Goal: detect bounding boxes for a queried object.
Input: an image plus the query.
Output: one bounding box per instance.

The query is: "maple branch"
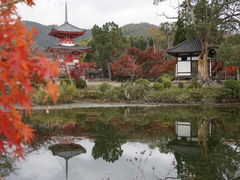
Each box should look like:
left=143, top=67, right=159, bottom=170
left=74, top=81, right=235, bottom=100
left=0, top=0, right=24, bottom=8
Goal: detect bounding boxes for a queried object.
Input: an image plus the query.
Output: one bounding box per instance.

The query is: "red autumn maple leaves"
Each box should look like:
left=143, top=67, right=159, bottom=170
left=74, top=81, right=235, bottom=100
left=111, top=47, right=176, bottom=80
left=70, top=62, right=96, bottom=80
left=111, top=54, right=141, bottom=78
left=0, top=0, right=58, bottom=155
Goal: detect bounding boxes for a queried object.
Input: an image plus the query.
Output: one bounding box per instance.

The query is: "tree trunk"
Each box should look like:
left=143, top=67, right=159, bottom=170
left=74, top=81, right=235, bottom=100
left=146, top=38, right=150, bottom=48
left=198, top=43, right=209, bottom=82
left=153, top=39, right=156, bottom=52
left=237, top=66, right=240, bottom=81
left=130, top=72, right=134, bottom=84
left=167, top=34, right=171, bottom=48
left=107, top=60, right=112, bottom=80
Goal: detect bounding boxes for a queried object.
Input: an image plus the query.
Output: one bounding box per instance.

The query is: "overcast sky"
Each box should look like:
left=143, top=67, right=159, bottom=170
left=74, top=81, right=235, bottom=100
left=17, top=0, right=178, bottom=29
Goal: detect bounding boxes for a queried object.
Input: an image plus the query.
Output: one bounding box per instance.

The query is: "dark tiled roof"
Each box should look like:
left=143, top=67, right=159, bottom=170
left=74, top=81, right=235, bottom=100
left=49, top=45, right=91, bottom=50
left=53, top=22, right=85, bottom=33
left=166, top=39, right=202, bottom=56
left=46, top=45, right=91, bottom=53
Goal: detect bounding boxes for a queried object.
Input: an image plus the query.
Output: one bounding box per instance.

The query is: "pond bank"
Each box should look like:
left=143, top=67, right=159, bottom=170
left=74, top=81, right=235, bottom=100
left=30, top=101, right=239, bottom=110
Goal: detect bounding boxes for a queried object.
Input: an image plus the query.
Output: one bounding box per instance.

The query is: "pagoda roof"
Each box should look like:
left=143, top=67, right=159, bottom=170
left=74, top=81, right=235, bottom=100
left=46, top=45, right=91, bottom=53
left=48, top=22, right=86, bottom=38
left=166, top=39, right=202, bottom=56
left=53, top=22, right=86, bottom=33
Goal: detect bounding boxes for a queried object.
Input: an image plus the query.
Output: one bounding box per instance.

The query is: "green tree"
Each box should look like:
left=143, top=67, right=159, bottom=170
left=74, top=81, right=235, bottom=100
left=155, top=0, right=240, bottom=82
left=91, top=22, right=127, bottom=79
left=217, top=34, right=240, bottom=81
left=127, top=35, right=148, bottom=50
left=159, top=22, right=176, bottom=48
left=76, top=38, right=92, bottom=47
left=87, top=121, right=126, bottom=163
left=173, top=17, right=187, bottom=46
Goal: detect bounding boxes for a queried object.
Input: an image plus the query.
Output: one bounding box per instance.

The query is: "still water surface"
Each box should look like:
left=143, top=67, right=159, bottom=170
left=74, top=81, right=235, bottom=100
left=1, top=106, right=240, bottom=180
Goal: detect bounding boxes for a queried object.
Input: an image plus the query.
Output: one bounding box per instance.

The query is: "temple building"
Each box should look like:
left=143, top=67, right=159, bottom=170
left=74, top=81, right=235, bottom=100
left=46, top=2, right=91, bottom=72
left=166, top=39, right=215, bottom=79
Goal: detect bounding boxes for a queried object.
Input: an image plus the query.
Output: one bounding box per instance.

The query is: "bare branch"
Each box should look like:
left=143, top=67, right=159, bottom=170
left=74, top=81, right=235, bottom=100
left=153, top=0, right=167, bottom=5
left=156, top=12, right=178, bottom=19
left=185, top=0, right=196, bottom=25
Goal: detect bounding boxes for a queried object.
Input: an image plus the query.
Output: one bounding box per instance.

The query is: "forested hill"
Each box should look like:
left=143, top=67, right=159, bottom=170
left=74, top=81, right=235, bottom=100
left=22, top=21, right=157, bottom=50
left=122, top=23, right=157, bottom=36
left=22, top=21, right=92, bottom=50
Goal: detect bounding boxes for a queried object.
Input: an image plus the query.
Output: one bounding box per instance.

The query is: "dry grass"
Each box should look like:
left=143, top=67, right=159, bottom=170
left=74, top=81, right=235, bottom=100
left=86, top=81, right=122, bottom=90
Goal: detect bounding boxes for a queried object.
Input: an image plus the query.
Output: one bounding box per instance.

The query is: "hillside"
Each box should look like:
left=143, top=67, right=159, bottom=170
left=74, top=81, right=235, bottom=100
left=122, top=23, right=157, bottom=36
left=22, top=21, right=92, bottom=51
left=22, top=21, right=157, bottom=50
left=22, top=21, right=57, bottom=50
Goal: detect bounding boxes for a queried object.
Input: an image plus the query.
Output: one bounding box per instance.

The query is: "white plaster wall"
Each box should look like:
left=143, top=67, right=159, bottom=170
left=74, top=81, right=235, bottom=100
left=192, top=56, right=199, bottom=61
left=177, top=122, right=191, bottom=137
left=178, top=61, right=191, bottom=73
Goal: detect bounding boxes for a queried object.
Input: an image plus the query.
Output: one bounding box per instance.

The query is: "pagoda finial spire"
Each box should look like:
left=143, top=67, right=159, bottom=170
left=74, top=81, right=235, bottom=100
left=65, top=1, right=68, bottom=23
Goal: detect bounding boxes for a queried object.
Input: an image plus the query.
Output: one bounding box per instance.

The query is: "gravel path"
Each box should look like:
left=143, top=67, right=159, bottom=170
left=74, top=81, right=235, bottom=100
left=30, top=102, right=203, bottom=110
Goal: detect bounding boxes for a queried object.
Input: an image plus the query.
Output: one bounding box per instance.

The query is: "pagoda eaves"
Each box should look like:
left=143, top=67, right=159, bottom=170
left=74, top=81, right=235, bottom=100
left=46, top=2, right=91, bottom=72
left=46, top=45, right=91, bottom=54
left=49, top=23, right=86, bottom=40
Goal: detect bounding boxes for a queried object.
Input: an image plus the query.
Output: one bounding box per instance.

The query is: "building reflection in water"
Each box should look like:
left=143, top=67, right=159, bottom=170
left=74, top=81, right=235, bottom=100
left=167, top=119, right=240, bottom=180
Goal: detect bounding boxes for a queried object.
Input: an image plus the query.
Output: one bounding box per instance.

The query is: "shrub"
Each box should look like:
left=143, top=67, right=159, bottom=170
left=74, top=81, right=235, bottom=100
left=134, top=78, right=150, bottom=88
left=223, top=79, right=240, bottom=97
left=216, top=80, right=240, bottom=101
left=153, top=82, right=164, bottom=91
left=188, top=78, right=202, bottom=89
left=58, top=72, right=68, bottom=79
left=147, top=88, right=187, bottom=103
left=178, top=82, right=184, bottom=88
left=156, top=74, right=174, bottom=83
left=163, top=80, right=172, bottom=88
left=123, top=84, right=146, bottom=101
left=121, top=82, right=132, bottom=88
left=58, top=82, right=78, bottom=104
left=77, top=90, right=103, bottom=100
left=32, top=88, right=48, bottom=105
left=33, top=82, right=79, bottom=105
left=75, top=79, right=87, bottom=89
left=188, top=90, right=204, bottom=103
left=99, top=82, right=112, bottom=92
left=156, top=76, right=163, bottom=83
left=61, top=78, right=73, bottom=85
left=105, top=87, right=124, bottom=101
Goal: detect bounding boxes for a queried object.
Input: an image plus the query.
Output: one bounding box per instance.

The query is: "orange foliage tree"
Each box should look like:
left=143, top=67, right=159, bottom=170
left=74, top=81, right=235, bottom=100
left=0, top=0, right=58, bottom=155
left=112, top=47, right=175, bottom=80
left=70, top=62, right=96, bottom=80
left=111, top=54, right=142, bottom=81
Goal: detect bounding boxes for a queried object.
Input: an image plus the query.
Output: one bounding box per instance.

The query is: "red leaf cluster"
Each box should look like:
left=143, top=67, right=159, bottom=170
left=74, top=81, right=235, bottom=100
left=0, top=0, right=59, bottom=155
left=222, top=65, right=237, bottom=76
left=111, top=54, right=142, bottom=77
left=70, top=62, right=96, bottom=80
left=111, top=47, right=175, bottom=79
left=211, top=61, right=237, bottom=76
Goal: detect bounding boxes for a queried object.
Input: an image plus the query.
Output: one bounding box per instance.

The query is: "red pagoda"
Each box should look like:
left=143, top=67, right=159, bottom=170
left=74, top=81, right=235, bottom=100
left=46, top=2, right=91, bottom=73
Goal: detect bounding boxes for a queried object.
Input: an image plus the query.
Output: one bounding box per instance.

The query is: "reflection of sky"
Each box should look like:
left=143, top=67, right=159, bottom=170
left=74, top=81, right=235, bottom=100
left=6, top=138, right=178, bottom=180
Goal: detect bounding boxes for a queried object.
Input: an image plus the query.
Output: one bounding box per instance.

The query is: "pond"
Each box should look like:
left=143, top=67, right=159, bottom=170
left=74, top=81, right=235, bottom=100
left=1, top=105, right=240, bottom=180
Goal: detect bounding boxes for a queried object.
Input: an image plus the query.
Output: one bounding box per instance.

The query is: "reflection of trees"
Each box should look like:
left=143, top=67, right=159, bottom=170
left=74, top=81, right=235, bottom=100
left=174, top=143, right=240, bottom=180
left=0, top=155, right=15, bottom=177
left=170, top=118, right=240, bottom=180
left=156, top=136, right=174, bottom=154
left=87, top=121, right=126, bottom=163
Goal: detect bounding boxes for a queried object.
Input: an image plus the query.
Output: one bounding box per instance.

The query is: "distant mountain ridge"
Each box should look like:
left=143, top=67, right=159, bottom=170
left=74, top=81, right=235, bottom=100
left=22, top=21, right=157, bottom=50
left=121, top=23, right=157, bottom=36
